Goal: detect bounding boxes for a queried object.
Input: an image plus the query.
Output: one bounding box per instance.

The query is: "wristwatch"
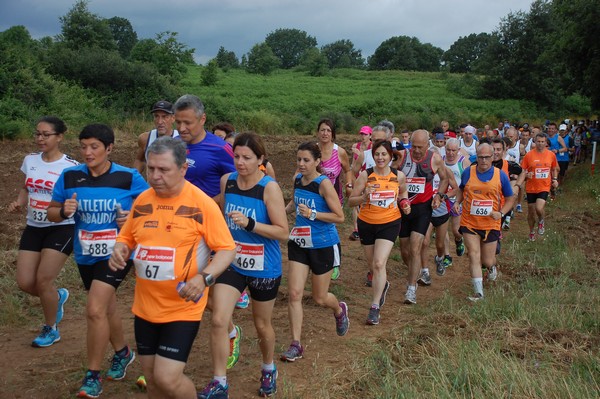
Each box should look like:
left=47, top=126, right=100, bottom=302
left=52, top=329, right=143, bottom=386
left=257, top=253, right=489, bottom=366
left=437, top=192, right=448, bottom=200
left=200, top=272, right=215, bottom=287
left=309, top=209, right=317, bottom=221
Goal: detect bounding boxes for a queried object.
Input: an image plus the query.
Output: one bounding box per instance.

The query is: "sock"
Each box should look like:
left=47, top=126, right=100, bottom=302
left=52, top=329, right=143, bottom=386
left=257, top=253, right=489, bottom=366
left=422, top=267, right=429, bottom=274
left=262, top=362, right=275, bottom=372
left=51, top=323, right=57, bottom=330
left=539, top=218, right=544, bottom=224
left=88, top=370, right=101, bottom=379
left=407, top=284, right=417, bottom=292
left=472, top=277, right=483, bottom=296
left=435, top=255, right=443, bottom=262
left=229, top=327, right=237, bottom=339
left=371, top=303, right=380, bottom=309
left=505, top=215, right=511, bottom=222
left=214, top=376, right=227, bottom=386
left=116, top=345, right=129, bottom=357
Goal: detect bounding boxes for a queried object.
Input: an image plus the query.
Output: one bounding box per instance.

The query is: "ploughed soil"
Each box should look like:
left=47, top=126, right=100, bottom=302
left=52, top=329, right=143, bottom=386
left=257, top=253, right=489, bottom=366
left=0, top=132, right=597, bottom=398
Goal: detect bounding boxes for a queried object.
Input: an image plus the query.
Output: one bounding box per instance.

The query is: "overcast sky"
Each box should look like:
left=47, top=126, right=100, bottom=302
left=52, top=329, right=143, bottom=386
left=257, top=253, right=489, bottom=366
left=1, top=0, right=532, bottom=65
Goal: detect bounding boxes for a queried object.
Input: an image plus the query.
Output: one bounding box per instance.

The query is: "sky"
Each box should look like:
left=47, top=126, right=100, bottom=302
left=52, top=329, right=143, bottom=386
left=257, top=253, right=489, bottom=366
left=1, top=0, right=532, bottom=65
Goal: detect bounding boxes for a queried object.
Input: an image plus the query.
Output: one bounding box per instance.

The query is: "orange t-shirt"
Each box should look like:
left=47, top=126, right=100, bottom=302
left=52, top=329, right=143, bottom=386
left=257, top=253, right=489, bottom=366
left=358, top=168, right=401, bottom=225
left=521, top=149, right=557, bottom=193
left=117, top=181, right=235, bottom=323
left=461, top=166, right=503, bottom=231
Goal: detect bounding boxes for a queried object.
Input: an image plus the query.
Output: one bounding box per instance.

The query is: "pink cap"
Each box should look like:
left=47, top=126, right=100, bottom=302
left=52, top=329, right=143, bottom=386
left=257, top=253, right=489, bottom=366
left=359, top=125, right=372, bottom=135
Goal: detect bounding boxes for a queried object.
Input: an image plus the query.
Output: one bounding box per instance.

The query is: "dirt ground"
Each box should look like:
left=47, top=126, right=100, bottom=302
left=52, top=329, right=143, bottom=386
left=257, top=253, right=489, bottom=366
left=0, top=132, right=596, bottom=398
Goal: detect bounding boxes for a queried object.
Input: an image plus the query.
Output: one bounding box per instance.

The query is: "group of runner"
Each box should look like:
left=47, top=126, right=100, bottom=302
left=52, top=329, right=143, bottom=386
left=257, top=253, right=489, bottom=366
left=10, top=107, right=587, bottom=398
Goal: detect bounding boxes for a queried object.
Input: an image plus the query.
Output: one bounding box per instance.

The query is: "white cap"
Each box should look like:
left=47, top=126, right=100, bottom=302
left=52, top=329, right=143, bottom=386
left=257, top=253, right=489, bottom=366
left=559, top=124, right=567, bottom=131
left=464, top=125, right=476, bottom=134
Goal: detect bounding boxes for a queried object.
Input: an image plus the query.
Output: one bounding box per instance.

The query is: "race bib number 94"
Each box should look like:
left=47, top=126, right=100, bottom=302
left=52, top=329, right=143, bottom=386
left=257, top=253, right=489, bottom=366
left=79, top=229, right=117, bottom=257
left=234, top=242, right=265, bottom=271
left=470, top=200, right=493, bottom=216
left=369, top=190, right=396, bottom=208
left=134, top=246, right=176, bottom=281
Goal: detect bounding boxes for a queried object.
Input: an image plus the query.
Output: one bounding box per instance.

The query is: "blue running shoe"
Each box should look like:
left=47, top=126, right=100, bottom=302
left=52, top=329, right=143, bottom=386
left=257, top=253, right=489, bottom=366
left=32, top=325, right=60, bottom=348
left=235, top=291, right=250, bottom=309
left=105, top=347, right=135, bottom=380
left=77, top=371, right=103, bottom=398
left=56, top=288, right=69, bottom=324
left=258, top=366, right=277, bottom=397
left=335, top=302, right=349, bottom=336
left=280, top=341, right=303, bottom=362
left=198, top=379, right=229, bottom=399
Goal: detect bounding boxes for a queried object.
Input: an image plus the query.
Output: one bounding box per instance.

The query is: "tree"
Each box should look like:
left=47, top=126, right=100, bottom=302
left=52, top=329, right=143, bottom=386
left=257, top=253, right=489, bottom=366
left=215, top=46, right=239, bottom=71
left=300, top=47, right=328, bottom=76
left=368, top=36, right=442, bottom=71
left=442, top=33, right=491, bottom=73
left=321, top=39, right=364, bottom=68
left=265, top=28, right=317, bottom=69
left=107, top=16, right=137, bottom=58
left=201, top=59, right=219, bottom=86
left=246, top=43, right=279, bottom=75
left=58, top=0, right=116, bottom=51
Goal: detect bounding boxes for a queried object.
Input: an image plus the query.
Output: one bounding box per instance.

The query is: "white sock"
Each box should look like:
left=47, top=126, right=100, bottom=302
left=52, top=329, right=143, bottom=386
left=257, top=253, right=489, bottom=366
left=262, top=362, right=275, bottom=372
left=407, top=284, right=417, bottom=292
left=472, top=277, right=483, bottom=296
left=229, top=326, right=237, bottom=339
left=214, top=376, right=227, bottom=386
left=422, top=268, right=429, bottom=274
left=435, top=255, right=443, bottom=262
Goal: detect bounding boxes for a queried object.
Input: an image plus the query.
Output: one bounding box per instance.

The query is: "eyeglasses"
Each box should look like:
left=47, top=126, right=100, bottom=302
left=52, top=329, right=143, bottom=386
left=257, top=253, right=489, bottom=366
left=477, top=156, right=492, bottom=161
left=33, top=132, right=59, bottom=140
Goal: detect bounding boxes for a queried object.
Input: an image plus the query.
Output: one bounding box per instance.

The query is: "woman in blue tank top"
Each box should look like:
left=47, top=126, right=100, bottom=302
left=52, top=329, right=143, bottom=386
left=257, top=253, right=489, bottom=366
left=280, top=142, right=349, bottom=363
left=199, top=132, right=288, bottom=399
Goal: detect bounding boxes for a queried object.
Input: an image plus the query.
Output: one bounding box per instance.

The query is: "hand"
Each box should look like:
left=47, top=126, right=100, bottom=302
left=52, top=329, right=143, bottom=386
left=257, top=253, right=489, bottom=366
left=8, top=201, right=23, bottom=213
left=552, top=180, right=559, bottom=188
left=491, top=211, right=502, bottom=220
left=115, top=210, right=130, bottom=229
left=452, top=201, right=461, bottom=215
left=178, top=275, right=205, bottom=302
left=62, top=193, right=78, bottom=218
left=228, top=211, right=249, bottom=228
left=296, top=204, right=311, bottom=218
left=432, top=195, right=441, bottom=209
left=363, top=184, right=375, bottom=202
left=108, top=243, right=129, bottom=271
left=400, top=199, right=411, bottom=215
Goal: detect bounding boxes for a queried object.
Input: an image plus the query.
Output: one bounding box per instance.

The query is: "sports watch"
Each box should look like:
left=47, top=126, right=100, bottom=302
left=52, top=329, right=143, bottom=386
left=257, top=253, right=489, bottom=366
left=200, top=272, right=215, bottom=287
left=309, top=209, right=317, bottom=221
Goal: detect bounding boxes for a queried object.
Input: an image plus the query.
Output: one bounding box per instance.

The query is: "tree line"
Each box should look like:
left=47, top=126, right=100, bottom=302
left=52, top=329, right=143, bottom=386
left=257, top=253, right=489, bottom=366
left=0, top=0, right=597, bottom=138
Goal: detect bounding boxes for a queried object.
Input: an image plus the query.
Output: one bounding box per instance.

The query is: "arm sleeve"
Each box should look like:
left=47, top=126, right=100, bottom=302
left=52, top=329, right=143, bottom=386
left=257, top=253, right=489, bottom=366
left=499, top=171, right=514, bottom=197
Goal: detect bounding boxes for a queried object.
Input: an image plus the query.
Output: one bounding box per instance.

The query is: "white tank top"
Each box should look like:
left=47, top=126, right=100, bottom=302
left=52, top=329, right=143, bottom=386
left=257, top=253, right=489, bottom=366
left=506, top=141, right=520, bottom=163
left=145, top=129, right=180, bottom=160
left=459, top=138, right=477, bottom=157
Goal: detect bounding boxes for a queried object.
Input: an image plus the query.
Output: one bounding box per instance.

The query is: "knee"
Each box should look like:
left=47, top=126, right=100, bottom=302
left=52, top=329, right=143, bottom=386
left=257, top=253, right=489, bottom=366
left=17, top=279, right=36, bottom=295
left=86, top=301, right=107, bottom=322
left=312, top=292, right=328, bottom=307
left=210, top=311, right=231, bottom=330
left=288, top=287, right=304, bottom=303
left=152, top=371, right=180, bottom=397
left=372, top=259, right=386, bottom=271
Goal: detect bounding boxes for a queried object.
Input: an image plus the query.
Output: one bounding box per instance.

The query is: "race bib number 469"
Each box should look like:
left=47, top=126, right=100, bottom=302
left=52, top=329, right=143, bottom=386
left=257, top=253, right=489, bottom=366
left=234, top=242, right=265, bottom=271
left=79, top=229, right=117, bottom=257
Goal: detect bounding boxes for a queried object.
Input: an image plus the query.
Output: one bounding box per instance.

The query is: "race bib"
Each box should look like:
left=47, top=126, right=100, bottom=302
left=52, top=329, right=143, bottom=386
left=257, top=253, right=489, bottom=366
left=134, top=246, right=176, bottom=281
left=470, top=200, right=493, bottom=216
left=406, top=177, right=426, bottom=194
left=289, top=226, right=313, bottom=248
left=79, top=229, right=117, bottom=257
left=535, top=167, right=550, bottom=179
left=234, top=242, right=265, bottom=271
left=369, top=190, right=396, bottom=208
left=28, top=198, right=49, bottom=222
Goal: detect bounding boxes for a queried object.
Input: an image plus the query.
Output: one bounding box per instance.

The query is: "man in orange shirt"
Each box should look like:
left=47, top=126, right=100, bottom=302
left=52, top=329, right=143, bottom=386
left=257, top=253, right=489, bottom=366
left=109, top=136, right=236, bottom=398
left=453, top=144, right=514, bottom=301
left=520, top=133, right=559, bottom=241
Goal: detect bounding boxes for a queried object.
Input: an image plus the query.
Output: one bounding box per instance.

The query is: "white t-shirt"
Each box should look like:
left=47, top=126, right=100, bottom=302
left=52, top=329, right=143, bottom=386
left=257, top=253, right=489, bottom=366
left=21, top=153, right=79, bottom=227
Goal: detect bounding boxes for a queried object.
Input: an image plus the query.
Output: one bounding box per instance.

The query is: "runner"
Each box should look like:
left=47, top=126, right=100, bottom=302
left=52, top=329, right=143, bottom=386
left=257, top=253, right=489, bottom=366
left=349, top=125, right=372, bottom=241
left=133, top=100, right=179, bottom=175
left=545, top=123, right=567, bottom=200
left=47, top=124, right=149, bottom=398
left=521, top=133, right=559, bottom=241
left=281, top=141, right=349, bottom=362
left=459, top=125, right=478, bottom=163
left=398, top=130, right=449, bottom=304
left=198, top=132, right=288, bottom=399
left=212, top=122, right=236, bottom=140
left=9, top=116, right=78, bottom=347
left=348, top=140, right=410, bottom=325
left=452, top=143, right=515, bottom=301
left=556, top=124, right=572, bottom=185
left=109, top=136, right=235, bottom=398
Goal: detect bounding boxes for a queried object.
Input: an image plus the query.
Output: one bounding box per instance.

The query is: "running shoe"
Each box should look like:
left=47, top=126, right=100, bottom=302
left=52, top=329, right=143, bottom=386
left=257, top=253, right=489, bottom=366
left=529, top=232, right=536, bottom=242
left=227, top=325, right=242, bottom=369
left=502, top=218, right=511, bottom=230
left=198, top=379, right=229, bottom=399
left=366, top=305, right=380, bottom=325
left=335, top=302, right=349, bottom=336
left=56, top=288, right=69, bottom=324
left=365, top=271, right=373, bottom=287
left=136, top=375, right=146, bottom=390
left=404, top=288, right=417, bottom=305
left=468, top=293, right=484, bottom=302
left=455, top=238, right=465, bottom=257
left=349, top=231, right=360, bottom=241
left=443, top=255, right=453, bottom=268
left=77, top=371, right=103, bottom=398
left=487, top=265, right=498, bottom=282
left=235, top=291, right=250, bottom=309
left=331, top=266, right=340, bottom=280
left=379, top=281, right=390, bottom=308
left=435, top=256, right=446, bottom=276
left=516, top=203, right=522, bottom=213
left=31, top=325, right=60, bottom=348
left=105, top=347, right=135, bottom=380
left=417, top=269, right=432, bottom=286
left=280, top=341, right=304, bottom=362
left=258, top=366, right=278, bottom=397
left=538, top=220, right=545, bottom=235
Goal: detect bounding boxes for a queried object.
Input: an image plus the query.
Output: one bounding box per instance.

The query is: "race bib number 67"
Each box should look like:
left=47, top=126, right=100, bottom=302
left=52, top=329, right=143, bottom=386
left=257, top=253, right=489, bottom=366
left=134, top=246, right=176, bottom=281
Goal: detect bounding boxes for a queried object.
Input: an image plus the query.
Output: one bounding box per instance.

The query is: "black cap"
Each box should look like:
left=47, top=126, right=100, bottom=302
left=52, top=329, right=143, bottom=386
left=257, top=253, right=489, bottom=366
left=150, top=100, right=173, bottom=114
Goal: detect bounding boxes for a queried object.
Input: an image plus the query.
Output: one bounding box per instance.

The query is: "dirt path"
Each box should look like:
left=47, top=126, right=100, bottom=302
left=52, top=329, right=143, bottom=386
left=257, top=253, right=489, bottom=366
left=0, top=133, right=581, bottom=398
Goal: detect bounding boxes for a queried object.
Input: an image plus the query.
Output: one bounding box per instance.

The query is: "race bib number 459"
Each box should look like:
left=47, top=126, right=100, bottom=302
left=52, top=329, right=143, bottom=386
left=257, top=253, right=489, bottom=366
left=289, top=226, right=313, bottom=248
left=79, top=229, right=117, bottom=257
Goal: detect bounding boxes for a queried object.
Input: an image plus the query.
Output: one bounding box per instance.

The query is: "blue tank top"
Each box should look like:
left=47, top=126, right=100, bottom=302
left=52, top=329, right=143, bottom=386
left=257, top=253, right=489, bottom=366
left=52, top=162, right=149, bottom=265
left=224, top=172, right=282, bottom=278
left=556, top=135, right=570, bottom=162
left=291, top=174, right=340, bottom=249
